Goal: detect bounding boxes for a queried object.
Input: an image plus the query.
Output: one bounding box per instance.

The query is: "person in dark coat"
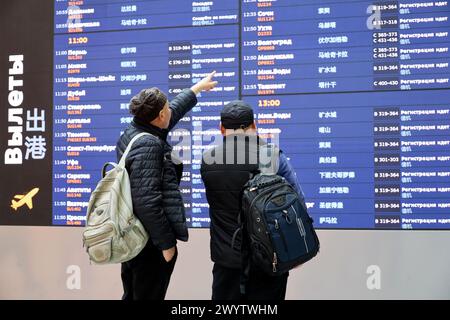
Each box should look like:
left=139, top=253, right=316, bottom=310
left=116, top=71, right=217, bottom=300
left=201, top=100, right=305, bottom=300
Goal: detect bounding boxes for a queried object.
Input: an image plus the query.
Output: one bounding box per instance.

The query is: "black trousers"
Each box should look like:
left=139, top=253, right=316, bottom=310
left=121, top=244, right=177, bottom=300
left=212, top=263, right=289, bottom=300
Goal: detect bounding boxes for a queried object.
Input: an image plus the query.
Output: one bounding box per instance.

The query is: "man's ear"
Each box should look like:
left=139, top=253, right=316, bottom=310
left=251, top=121, right=257, bottom=129
left=220, top=123, right=226, bottom=136
left=150, top=109, right=164, bottom=127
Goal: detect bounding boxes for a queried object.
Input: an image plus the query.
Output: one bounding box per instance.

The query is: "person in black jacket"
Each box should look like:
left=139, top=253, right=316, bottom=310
left=116, top=71, right=217, bottom=300
left=201, top=100, right=306, bottom=300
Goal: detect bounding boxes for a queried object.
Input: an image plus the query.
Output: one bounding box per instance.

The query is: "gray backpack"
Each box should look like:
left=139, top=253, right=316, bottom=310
left=82, top=132, right=150, bottom=264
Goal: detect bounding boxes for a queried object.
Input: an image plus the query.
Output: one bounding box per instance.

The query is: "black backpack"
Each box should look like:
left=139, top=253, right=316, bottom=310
left=238, top=145, right=320, bottom=277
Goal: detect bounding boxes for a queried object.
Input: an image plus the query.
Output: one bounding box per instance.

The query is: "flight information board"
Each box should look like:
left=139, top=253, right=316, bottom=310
left=53, top=0, right=450, bottom=229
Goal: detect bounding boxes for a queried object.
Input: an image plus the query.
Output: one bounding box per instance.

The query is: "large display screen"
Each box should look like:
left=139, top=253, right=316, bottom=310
left=51, top=0, right=450, bottom=229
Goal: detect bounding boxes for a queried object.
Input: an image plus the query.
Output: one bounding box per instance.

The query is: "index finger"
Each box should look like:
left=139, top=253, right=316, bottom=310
left=208, top=70, right=217, bottom=79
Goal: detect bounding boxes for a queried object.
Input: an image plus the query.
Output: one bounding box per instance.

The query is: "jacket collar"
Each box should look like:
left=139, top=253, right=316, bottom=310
left=223, top=133, right=263, bottom=144
left=131, top=116, right=168, bottom=141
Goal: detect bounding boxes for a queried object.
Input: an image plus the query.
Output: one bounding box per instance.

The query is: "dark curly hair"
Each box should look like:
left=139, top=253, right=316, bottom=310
left=129, top=87, right=168, bottom=122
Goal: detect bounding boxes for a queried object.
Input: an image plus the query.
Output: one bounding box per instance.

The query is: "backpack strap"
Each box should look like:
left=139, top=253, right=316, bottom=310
left=240, top=242, right=250, bottom=298
left=239, top=200, right=250, bottom=297
left=258, top=143, right=280, bottom=175
left=102, top=162, right=117, bottom=178
left=231, top=227, right=241, bottom=250
left=118, top=132, right=152, bottom=168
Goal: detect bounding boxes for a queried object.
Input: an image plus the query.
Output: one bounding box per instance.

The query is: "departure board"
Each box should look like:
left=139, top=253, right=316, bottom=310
left=53, top=0, right=450, bottom=229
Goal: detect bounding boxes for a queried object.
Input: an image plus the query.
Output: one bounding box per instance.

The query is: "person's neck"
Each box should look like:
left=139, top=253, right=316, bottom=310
left=223, top=129, right=256, bottom=136
left=150, top=119, right=165, bottom=129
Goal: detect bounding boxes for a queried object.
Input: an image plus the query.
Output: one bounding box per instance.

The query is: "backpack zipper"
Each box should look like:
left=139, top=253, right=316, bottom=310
left=272, top=252, right=278, bottom=273
left=274, top=218, right=288, bottom=253
left=275, top=218, right=288, bottom=251
left=291, top=205, right=309, bottom=253
left=249, top=176, right=283, bottom=192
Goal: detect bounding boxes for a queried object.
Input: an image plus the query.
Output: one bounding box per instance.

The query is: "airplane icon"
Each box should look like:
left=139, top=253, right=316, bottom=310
left=11, top=188, right=39, bottom=211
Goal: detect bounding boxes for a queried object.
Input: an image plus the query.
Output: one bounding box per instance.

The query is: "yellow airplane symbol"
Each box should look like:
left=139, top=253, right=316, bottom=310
left=11, top=188, right=39, bottom=211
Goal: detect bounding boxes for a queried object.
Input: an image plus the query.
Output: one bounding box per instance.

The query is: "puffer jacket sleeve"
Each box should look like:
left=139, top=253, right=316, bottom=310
left=167, top=89, right=198, bottom=131
left=277, top=151, right=306, bottom=204
left=128, top=137, right=176, bottom=250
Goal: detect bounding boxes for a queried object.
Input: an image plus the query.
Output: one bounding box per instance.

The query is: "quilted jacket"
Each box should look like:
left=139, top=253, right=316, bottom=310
left=116, top=89, right=197, bottom=250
